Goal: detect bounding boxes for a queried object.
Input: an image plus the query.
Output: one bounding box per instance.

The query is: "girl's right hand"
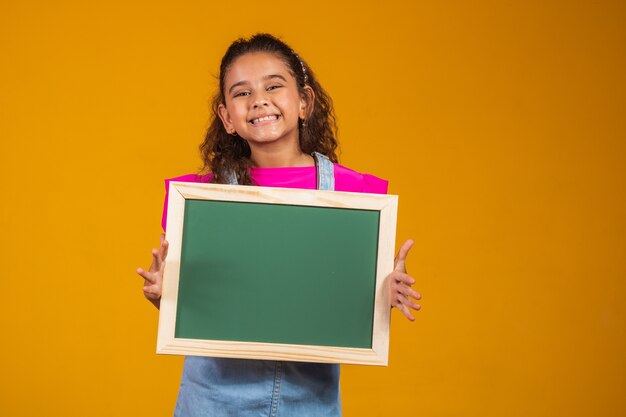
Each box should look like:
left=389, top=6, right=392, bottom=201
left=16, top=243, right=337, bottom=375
left=136, top=233, right=169, bottom=310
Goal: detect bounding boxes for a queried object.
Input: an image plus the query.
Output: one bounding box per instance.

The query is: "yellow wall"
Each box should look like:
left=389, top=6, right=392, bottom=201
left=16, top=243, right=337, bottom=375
left=1, top=1, right=625, bottom=416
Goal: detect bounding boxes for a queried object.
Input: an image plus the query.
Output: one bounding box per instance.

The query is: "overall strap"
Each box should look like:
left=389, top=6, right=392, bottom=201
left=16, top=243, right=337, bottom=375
left=313, top=152, right=335, bottom=191
left=225, top=170, right=238, bottom=185
left=223, top=153, right=335, bottom=191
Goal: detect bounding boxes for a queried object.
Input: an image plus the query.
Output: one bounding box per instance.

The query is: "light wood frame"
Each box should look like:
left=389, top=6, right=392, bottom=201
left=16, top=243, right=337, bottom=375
left=157, top=182, right=398, bottom=366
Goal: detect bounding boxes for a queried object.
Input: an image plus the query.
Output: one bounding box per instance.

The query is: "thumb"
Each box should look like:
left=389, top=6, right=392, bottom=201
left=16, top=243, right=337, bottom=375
left=394, top=239, right=414, bottom=271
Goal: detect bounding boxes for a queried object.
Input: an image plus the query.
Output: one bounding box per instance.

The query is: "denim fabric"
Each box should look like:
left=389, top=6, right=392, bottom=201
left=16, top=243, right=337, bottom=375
left=312, top=152, right=334, bottom=191
left=173, top=357, right=341, bottom=417
left=173, top=155, right=340, bottom=417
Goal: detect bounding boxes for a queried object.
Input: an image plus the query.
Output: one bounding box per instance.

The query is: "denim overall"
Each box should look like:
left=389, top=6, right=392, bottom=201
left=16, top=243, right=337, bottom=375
left=173, top=153, right=341, bottom=417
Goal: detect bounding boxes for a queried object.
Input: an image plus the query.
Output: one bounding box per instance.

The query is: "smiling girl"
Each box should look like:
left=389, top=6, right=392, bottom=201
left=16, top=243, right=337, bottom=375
left=136, top=33, right=421, bottom=417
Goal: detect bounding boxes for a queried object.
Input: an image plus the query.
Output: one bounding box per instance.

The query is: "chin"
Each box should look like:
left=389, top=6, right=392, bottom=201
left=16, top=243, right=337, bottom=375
left=248, top=138, right=283, bottom=146
left=245, top=132, right=288, bottom=144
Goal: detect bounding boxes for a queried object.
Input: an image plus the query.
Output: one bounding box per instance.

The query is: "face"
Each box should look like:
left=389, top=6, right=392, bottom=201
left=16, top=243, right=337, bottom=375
left=218, top=52, right=309, bottom=148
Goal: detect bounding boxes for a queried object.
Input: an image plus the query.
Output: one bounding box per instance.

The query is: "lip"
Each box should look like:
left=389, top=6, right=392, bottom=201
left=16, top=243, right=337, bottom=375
left=249, top=114, right=281, bottom=126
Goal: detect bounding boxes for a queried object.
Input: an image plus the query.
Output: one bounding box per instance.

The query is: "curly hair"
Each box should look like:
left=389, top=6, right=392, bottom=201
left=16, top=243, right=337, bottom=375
left=198, top=33, right=339, bottom=185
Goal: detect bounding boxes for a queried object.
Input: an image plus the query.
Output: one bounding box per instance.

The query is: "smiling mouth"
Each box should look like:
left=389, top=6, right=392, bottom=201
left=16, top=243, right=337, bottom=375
left=249, top=114, right=280, bottom=125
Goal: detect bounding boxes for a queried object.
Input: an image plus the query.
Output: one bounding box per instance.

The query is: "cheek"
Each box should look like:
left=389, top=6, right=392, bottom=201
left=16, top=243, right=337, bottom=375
left=279, top=94, right=302, bottom=115
left=228, top=102, right=248, bottom=120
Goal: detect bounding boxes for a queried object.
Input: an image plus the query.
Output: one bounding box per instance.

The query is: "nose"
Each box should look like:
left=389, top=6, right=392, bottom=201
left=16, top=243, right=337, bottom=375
left=251, top=90, right=270, bottom=108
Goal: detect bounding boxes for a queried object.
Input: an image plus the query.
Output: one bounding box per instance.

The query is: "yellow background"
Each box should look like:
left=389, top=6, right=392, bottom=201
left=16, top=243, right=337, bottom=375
left=1, top=1, right=625, bottom=416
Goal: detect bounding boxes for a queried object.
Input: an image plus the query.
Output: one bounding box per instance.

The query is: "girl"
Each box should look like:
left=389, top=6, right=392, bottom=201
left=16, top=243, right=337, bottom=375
left=136, top=33, right=421, bottom=417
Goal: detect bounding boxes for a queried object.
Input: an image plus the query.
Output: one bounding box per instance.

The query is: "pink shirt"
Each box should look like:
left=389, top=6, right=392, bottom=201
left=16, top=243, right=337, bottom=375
left=161, top=163, right=388, bottom=231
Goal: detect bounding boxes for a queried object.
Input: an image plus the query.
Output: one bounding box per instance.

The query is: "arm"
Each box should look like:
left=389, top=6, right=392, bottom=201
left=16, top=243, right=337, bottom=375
left=136, top=233, right=169, bottom=310
left=388, top=239, right=422, bottom=321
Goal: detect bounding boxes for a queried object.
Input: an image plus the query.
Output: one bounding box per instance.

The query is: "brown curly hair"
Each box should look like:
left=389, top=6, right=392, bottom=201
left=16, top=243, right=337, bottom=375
left=198, top=33, right=339, bottom=185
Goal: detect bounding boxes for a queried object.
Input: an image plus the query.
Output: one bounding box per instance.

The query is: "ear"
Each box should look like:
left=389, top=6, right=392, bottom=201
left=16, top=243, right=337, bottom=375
left=299, top=86, right=315, bottom=120
left=217, top=103, right=235, bottom=134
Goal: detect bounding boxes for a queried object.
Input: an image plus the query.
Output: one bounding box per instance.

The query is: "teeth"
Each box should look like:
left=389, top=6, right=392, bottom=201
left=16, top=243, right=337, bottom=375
left=251, top=115, right=278, bottom=124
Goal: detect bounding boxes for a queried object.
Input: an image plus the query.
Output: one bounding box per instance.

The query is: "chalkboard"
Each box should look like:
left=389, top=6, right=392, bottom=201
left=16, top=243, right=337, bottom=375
left=157, top=182, right=398, bottom=366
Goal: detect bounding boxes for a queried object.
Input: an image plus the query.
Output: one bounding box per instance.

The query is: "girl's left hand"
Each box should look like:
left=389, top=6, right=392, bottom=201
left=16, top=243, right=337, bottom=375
left=389, top=239, right=422, bottom=321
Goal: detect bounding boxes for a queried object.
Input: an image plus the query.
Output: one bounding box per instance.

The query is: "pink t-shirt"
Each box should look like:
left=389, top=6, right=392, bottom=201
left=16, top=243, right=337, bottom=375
left=161, top=163, right=388, bottom=231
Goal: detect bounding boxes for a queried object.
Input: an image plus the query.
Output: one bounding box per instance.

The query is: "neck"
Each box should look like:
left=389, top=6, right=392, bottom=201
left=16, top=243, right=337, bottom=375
left=248, top=141, right=314, bottom=168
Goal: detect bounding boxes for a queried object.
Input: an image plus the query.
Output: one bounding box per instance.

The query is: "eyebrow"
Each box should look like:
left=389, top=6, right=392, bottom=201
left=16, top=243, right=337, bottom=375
left=228, top=74, right=288, bottom=95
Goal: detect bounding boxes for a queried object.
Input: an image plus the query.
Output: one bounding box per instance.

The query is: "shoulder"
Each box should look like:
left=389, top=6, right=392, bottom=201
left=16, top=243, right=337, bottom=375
left=333, top=163, right=388, bottom=194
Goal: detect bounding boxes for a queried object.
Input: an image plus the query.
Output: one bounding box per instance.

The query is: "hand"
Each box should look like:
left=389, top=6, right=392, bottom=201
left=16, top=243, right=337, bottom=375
left=136, top=233, right=169, bottom=310
left=389, top=239, right=422, bottom=321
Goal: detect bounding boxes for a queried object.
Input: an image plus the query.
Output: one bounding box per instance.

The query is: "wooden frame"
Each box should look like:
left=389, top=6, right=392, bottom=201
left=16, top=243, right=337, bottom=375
left=157, top=182, right=398, bottom=366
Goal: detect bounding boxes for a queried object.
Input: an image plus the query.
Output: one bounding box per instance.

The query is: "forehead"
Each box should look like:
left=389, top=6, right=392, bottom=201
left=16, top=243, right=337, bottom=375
left=224, top=52, right=295, bottom=86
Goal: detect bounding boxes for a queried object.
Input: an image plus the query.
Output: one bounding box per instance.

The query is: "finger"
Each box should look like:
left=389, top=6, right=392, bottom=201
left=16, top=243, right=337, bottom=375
left=398, top=294, right=420, bottom=316
left=136, top=268, right=156, bottom=284
left=398, top=283, right=422, bottom=301
left=150, top=248, right=161, bottom=272
left=160, top=239, right=169, bottom=264
left=391, top=271, right=421, bottom=299
left=398, top=293, right=421, bottom=311
left=396, top=299, right=415, bottom=321
left=392, top=272, right=416, bottom=286
left=143, top=286, right=161, bottom=300
left=154, top=232, right=169, bottom=266
left=143, top=280, right=162, bottom=297
left=394, top=239, right=414, bottom=271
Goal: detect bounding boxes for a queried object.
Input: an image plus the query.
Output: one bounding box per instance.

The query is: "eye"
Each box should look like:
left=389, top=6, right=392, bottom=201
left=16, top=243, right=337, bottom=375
left=233, top=91, right=250, bottom=98
left=267, top=85, right=282, bottom=91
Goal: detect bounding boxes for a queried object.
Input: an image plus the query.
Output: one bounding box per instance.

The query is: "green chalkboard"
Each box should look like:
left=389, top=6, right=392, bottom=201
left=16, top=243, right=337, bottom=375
left=174, top=199, right=380, bottom=349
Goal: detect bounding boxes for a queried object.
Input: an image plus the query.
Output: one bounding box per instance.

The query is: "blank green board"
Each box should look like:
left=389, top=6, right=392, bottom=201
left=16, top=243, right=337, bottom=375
left=175, top=199, right=380, bottom=348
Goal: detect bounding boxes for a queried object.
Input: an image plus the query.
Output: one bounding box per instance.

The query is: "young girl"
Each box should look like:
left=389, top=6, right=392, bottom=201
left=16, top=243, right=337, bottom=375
left=136, top=33, right=421, bottom=417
